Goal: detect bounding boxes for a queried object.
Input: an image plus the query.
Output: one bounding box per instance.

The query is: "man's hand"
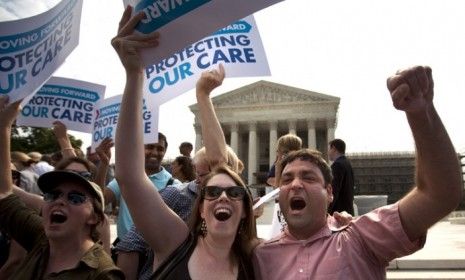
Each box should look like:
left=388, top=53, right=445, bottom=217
left=196, top=64, right=225, bottom=96
left=96, top=137, right=114, bottom=165
left=386, top=66, right=434, bottom=113
left=0, top=96, right=21, bottom=128
left=111, top=5, right=160, bottom=73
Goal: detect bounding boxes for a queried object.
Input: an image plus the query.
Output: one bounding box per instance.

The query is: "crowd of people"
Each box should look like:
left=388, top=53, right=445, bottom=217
left=0, top=5, right=463, bottom=280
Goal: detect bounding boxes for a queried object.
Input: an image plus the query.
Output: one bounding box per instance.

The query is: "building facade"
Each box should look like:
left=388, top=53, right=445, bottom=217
left=189, top=80, right=340, bottom=184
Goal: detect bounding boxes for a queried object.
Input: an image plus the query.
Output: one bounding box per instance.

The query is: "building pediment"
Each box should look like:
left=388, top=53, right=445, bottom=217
left=210, top=80, right=339, bottom=108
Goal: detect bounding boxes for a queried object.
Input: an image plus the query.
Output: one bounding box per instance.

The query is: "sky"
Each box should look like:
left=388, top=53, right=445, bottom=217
left=2, top=0, right=465, bottom=160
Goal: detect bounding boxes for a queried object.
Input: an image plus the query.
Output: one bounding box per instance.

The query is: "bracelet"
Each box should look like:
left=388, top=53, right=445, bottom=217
left=61, top=148, right=74, bottom=151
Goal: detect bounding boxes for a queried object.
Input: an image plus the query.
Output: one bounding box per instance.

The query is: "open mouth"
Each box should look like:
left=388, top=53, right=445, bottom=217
left=214, top=208, right=232, bottom=221
left=50, top=211, right=67, bottom=224
left=290, top=197, right=306, bottom=210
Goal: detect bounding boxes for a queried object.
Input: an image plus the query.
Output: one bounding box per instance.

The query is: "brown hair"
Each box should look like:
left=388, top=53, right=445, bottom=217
left=188, top=165, right=256, bottom=277
left=173, top=156, right=196, bottom=182
left=279, top=149, right=333, bottom=185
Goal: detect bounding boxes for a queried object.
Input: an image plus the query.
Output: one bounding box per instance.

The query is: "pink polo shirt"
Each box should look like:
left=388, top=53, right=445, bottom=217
left=253, top=203, right=426, bottom=280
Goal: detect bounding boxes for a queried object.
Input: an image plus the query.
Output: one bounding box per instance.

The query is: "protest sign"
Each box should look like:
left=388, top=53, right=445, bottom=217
left=16, top=77, right=105, bottom=133
left=123, top=0, right=282, bottom=66
left=91, top=94, right=158, bottom=152
left=0, top=0, right=83, bottom=102
left=144, top=15, right=270, bottom=105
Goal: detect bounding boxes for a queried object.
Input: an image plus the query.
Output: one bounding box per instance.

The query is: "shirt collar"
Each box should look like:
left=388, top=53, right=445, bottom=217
left=148, top=166, right=166, bottom=178
left=282, top=223, right=332, bottom=246
left=79, top=243, right=102, bottom=269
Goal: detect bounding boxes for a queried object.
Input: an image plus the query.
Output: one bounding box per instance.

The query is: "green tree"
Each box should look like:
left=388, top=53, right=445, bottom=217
left=11, top=126, right=83, bottom=154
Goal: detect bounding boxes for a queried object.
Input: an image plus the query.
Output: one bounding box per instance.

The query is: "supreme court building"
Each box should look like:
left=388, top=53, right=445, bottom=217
left=190, top=80, right=340, bottom=185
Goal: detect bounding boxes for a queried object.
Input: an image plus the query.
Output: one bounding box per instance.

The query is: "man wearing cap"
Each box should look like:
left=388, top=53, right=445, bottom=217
left=0, top=96, right=123, bottom=279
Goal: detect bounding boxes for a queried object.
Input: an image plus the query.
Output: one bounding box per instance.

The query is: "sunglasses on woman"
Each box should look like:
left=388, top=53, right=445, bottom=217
left=43, top=190, right=89, bottom=205
left=202, top=186, right=246, bottom=201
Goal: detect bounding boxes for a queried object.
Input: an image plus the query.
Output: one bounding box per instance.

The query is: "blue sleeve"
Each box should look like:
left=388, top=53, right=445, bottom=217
left=107, top=178, right=121, bottom=203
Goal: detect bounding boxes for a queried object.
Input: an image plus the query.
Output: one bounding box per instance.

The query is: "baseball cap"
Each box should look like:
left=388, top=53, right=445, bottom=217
left=38, top=171, right=104, bottom=207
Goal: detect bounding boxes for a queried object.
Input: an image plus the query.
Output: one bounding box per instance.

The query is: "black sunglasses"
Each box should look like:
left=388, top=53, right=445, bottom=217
left=43, top=190, right=89, bottom=205
left=202, top=186, right=246, bottom=201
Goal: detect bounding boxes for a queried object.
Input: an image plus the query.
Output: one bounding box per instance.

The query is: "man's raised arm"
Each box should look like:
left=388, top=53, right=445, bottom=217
left=387, top=65, right=462, bottom=241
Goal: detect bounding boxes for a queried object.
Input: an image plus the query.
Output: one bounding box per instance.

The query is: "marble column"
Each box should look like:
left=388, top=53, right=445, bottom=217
left=307, top=120, right=316, bottom=149
left=230, top=122, right=239, bottom=154
left=194, top=124, right=202, bottom=152
left=327, top=119, right=336, bottom=142
left=248, top=122, right=257, bottom=185
left=269, top=122, right=277, bottom=167
left=288, top=120, right=296, bottom=135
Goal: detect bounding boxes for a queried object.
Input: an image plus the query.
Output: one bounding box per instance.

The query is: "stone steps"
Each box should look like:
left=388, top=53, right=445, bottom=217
left=387, top=270, right=465, bottom=280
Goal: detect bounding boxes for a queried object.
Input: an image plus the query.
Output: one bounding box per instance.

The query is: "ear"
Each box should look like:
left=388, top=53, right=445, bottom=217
left=326, top=184, right=333, bottom=204
left=86, top=212, right=99, bottom=226
left=199, top=201, right=205, bottom=219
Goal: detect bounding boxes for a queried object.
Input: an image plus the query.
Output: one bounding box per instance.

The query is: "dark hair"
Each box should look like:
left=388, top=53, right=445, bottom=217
left=329, top=138, right=346, bottom=154
left=158, top=132, right=167, bottom=149
left=173, top=156, right=196, bottom=182
left=179, top=142, right=193, bottom=150
left=40, top=154, right=53, bottom=165
left=279, top=149, right=333, bottom=185
left=50, top=151, right=63, bottom=166
left=188, top=165, right=257, bottom=278
left=53, top=156, right=102, bottom=241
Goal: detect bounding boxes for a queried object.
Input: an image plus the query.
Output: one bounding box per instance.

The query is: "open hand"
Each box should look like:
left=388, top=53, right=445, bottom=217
left=111, top=5, right=160, bottom=73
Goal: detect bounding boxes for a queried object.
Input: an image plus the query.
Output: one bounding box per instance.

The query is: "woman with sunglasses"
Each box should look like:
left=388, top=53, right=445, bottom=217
left=112, top=6, right=258, bottom=279
left=0, top=96, right=123, bottom=279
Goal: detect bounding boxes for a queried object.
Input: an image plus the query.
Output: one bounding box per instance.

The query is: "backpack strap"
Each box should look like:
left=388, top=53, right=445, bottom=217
left=165, top=177, right=174, bottom=187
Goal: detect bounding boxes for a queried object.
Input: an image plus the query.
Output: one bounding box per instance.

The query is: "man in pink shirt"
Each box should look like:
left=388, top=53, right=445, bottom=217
left=253, top=66, right=463, bottom=279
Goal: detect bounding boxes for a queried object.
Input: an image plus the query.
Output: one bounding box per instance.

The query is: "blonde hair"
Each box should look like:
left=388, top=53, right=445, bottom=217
left=277, top=134, right=302, bottom=154
left=194, top=146, right=241, bottom=174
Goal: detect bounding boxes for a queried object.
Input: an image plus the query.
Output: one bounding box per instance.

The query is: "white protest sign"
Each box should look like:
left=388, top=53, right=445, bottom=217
left=123, top=0, right=282, bottom=66
left=253, top=188, right=280, bottom=210
left=91, top=95, right=158, bottom=152
left=16, top=77, right=105, bottom=133
left=0, top=0, right=83, bottom=102
left=144, top=15, right=270, bottom=105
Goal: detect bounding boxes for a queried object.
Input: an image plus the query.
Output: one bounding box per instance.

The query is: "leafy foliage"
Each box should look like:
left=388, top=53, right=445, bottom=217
left=11, top=126, right=82, bottom=154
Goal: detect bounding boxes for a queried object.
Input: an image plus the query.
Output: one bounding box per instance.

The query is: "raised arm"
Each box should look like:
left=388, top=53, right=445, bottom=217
left=112, top=6, right=188, bottom=261
left=195, top=64, right=228, bottom=168
left=52, top=121, right=77, bottom=158
left=0, top=96, right=22, bottom=199
left=387, top=66, right=462, bottom=241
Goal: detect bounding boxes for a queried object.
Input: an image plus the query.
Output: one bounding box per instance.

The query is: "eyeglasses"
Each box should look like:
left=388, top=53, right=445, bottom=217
left=43, top=190, right=89, bottom=205
left=202, top=186, right=246, bottom=201
left=65, top=170, right=92, bottom=180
